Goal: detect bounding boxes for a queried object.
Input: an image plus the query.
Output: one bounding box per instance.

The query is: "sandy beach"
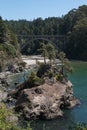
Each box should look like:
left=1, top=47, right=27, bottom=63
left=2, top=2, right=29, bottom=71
left=22, top=55, right=49, bottom=65
left=22, top=55, right=61, bottom=66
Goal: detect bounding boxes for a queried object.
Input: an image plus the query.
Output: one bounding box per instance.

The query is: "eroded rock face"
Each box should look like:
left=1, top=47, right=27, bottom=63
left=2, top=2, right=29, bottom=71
left=13, top=81, right=80, bottom=120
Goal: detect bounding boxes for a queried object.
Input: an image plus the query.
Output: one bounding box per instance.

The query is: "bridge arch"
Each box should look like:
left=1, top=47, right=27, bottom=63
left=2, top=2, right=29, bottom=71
left=21, top=37, right=58, bottom=51
left=18, top=35, right=66, bottom=52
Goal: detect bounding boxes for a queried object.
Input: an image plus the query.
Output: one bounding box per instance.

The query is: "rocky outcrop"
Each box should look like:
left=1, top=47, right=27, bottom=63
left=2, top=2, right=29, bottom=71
left=9, top=80, right=80, bottom=120
left=0, top=89, right=7, bottom=102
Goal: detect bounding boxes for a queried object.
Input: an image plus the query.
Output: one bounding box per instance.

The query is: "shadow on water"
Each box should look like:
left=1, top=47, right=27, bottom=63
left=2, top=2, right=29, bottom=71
left=31, top=109, right=75, bottom=130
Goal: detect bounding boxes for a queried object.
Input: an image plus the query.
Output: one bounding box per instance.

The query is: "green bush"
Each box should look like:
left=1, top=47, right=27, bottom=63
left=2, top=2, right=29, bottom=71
left=0, top=103, right=16, bottom=130
left=28, top=72, right=44, bottom=87
left=4, top=44, right=17, bottom=57
left=48, top=71, right=54, bottom=79
left=0, top=103, right=32, bottom=130
left=0, top=44, right=17, bottom=57
left=18, top=61, right=26, bottom=67
left=56, top=74, right=63, bottom=82
left=37, top=63, right=50, bottom=77
left=0, top=44, right=3, bottom=50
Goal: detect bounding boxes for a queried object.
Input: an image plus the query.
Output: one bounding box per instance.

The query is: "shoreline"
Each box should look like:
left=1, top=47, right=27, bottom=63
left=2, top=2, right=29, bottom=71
left=22, top=55, right=61, bottom=66
left=71, top=60, right=87, bottom=63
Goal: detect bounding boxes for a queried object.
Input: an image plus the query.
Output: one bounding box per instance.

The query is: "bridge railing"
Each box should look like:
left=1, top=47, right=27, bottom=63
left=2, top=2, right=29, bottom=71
left=17, top=35, right=66, bottom=38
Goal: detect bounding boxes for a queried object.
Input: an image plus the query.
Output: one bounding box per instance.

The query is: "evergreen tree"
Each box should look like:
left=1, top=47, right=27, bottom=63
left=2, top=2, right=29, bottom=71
left=46, top=43, right=56, bottom=66
left=58, top=51, right=73, bottom=76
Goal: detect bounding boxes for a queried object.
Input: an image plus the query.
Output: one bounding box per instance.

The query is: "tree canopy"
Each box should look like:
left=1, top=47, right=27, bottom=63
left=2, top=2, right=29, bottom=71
left=0, top=5, right=87, bottom=60
left=0, top=17, right=20, bottom=71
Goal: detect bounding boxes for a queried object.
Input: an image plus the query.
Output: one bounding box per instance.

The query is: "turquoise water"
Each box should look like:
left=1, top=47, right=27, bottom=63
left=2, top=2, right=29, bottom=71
left=7, top=70, right=31, bottom=90
left=7, top=62, right=87, bottom=130
left=31, top=62, right=87, bottom=130
left=68, top=62, right=87, bottom=123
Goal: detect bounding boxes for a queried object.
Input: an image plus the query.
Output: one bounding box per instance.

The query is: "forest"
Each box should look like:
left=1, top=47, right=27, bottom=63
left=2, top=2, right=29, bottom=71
left=5, top=5, right=87, bottom=60
left=0, top=5, right=87, bottom=61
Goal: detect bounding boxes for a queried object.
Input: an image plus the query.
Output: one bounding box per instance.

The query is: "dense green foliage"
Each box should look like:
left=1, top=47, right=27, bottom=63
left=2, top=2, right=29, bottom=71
left=0, top=17, right=20, bottom=71
left=66, top=17, right=87, bottom=60
left=37, top=63, right=50, bottom=77
left=28, top=71, right=45, bottom=87
left=38, top=43, right=57, bottom=65
left=0, top=17, right=19, bottom=49
left=0, top=103, right=32, bottom=130
left=5, top=5, right=87, bottom=60
left=36, top=44, right=72, bottom=82
left=58, top=51, right=73, bottom=76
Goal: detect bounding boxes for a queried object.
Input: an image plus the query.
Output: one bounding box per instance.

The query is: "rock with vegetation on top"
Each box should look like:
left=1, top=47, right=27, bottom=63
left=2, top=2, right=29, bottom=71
left=9, top=80, right=80, bottom=120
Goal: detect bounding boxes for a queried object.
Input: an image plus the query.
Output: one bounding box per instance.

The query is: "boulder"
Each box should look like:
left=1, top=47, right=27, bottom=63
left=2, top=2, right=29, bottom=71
left=0, top=90, right=7, bottom=102
left=13, top=81, right=80, bottom=120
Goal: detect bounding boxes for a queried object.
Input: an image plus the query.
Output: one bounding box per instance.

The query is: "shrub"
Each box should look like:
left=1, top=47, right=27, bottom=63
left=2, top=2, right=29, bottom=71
left=4, top=44, right=17, bottom=57
left=28, top=72, right=44, bottom=87
left=0, top=103, right=16, bottom=130
left=48, top=71, right=54, bottom=79
left=18, top=61, right=26, bottom=67
left=0, top=44, right=17, bottom=58
left=37, top=63, right=50, bottom=77
left=56, top=74, right=63, bottom=82
left=0, top=103, right=32, bottom=130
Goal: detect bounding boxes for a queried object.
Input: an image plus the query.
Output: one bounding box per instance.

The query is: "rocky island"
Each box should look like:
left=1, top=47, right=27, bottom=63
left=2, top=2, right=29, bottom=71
left=8, top=53, right=80, bottom=120
left=13, top=80, right=80, bottom=120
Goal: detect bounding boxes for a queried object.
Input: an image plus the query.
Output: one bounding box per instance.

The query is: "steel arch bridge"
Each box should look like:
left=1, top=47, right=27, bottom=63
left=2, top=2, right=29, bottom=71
left=17, top=35, right=66, bottom=51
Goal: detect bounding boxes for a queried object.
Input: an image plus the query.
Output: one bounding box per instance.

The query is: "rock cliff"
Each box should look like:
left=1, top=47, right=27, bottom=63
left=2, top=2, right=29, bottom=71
left=9, top=80, right=80, bottom=120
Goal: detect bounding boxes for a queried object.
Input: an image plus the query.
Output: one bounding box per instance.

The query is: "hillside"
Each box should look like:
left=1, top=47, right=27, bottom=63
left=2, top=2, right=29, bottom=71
left=5, top=5, right=87, bottom=60
left=0, top=17, right=20, bottom=72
